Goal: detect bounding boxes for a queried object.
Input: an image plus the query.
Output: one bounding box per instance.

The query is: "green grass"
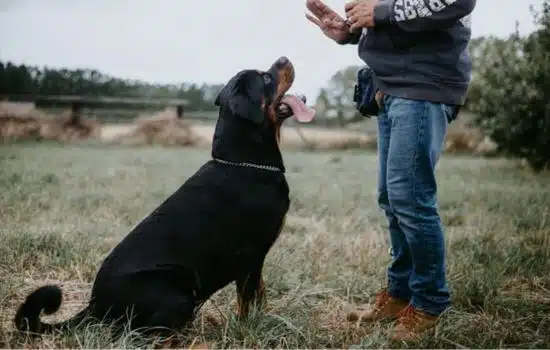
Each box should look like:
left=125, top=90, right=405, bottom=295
left=0, top=143, right=549, bottom=349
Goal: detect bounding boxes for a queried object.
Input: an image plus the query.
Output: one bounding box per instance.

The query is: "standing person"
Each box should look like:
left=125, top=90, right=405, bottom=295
left=305, top=0, right=476, bottom=342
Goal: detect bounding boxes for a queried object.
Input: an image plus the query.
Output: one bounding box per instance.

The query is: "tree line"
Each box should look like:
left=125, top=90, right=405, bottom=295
left=0, top=61, right=223, bottom=111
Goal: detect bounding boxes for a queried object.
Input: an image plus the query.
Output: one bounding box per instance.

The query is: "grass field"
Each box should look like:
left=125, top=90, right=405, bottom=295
left=1, top=143, right=549, bottom=349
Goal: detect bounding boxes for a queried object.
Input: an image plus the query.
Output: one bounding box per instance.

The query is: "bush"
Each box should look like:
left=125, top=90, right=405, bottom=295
left=467, top=2, right=550, bottom=172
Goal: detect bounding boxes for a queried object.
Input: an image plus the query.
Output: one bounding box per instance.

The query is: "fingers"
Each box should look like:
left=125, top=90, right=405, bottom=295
left=349, top=21, right=362, bottom=32
left=349, top=15, right=372, bottom=31
left=321, top=16, right=347, bottom=30
left=305, top=0, right=350, bottom=33
left=306, top=0, right=337, bottom=18
left=346, top=10, right=358, bottom=29
left=306, top=10, right=347, bottom=31
left=347, top=13, right=360, bottom=26
left=348, top=13, right=367, bottom=31
left=305, top=0, right=325, bottom=16
left=344, top=0, right=358, bottom=12
left=305, top=12, right=323, bottom=27
left=328, top=18, right=347, bottom=30
left=345, top=4, right=361, bottom=19
left=346, top=3, right=373, bottom=30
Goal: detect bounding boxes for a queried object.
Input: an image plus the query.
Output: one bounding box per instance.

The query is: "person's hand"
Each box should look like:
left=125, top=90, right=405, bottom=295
left=375, top=91, right=385, bottom=108
left=344, top=0, right=378, bottom=31
left=305, top=0, right=351, bottom=43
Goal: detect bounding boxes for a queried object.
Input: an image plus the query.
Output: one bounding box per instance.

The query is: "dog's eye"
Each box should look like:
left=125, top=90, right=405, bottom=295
left=263, top=74, right=271, bottom=85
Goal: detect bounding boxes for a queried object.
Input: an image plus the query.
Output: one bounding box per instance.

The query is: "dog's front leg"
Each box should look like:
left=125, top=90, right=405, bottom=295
left=235, top=265, right=266, bottom=319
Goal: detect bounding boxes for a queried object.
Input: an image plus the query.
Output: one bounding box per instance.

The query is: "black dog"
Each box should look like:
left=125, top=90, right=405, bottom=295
left=14, top=56, right=314, bottom=338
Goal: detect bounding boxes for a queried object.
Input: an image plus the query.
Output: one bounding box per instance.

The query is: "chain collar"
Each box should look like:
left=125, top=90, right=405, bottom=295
left=213, top=158, right=282, bottom=172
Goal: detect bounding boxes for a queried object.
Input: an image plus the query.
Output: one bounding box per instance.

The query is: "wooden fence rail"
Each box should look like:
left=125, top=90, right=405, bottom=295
left=2, top=94, right=190, bottom=120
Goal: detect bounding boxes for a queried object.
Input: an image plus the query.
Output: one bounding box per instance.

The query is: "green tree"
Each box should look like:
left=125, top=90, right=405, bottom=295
left=315, top=65, right=363, bottom=126
left=468, top=2, right=550, bottom=171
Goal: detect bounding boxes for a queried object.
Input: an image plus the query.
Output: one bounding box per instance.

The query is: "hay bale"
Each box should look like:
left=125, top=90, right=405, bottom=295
left=0, top=103, right=101, bottom=143
left=0, top=113, right=42, bottom=141
left=111, top=108, right=202, bottom=147
left=41, top=110, right=101, bottom=142
left=0, top=102, right=41, bottom=141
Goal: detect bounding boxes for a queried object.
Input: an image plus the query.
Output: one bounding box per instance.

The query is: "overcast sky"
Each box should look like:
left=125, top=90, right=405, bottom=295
left=0, top=0, right=544, bottom=99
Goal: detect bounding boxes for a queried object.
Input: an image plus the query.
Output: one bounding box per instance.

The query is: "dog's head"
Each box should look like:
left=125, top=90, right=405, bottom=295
left=214, top=56, right=314, bottom=132
left=212, top=57, right=315, bottom=166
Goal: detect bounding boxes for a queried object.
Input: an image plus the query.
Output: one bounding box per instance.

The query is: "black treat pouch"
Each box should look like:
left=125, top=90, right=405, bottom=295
left=353, top=66, right=380, bottom=118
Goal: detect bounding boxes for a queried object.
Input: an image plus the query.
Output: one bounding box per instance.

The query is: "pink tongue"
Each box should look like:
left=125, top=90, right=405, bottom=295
left=281, top=95, right=315, bottom=123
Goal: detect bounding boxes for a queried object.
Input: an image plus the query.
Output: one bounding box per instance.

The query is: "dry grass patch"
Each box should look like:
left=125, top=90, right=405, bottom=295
left=0, top=145, right=549, bottom=348
left=279, top=126, right=377, bottom=151
left=444, top=126, right=498, bottom=156
left=101, top=122, right=377, bottom=151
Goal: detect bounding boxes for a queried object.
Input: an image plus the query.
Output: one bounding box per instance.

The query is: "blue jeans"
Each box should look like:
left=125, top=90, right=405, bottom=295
left=377, top=95, right=455, bottom=316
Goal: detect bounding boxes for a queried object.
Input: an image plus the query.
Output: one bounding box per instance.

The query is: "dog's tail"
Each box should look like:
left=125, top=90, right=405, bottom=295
left=14, top=285, right=89, bottom=334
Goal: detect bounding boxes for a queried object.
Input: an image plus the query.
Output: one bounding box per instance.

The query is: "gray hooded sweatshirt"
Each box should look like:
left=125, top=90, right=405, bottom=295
left=344, top=0, right=476, bottom=106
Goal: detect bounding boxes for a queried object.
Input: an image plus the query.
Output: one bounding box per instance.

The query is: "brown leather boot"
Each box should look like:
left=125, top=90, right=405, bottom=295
left=346, top=289, right=409, bottom=323
left=390, top=305, right=439, bottom=342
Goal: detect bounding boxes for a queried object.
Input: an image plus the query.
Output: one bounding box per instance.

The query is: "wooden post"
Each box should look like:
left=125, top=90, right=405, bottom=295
left=69, top=102, right=82, bottom=124
left=176, top=105, right=184, bottom=119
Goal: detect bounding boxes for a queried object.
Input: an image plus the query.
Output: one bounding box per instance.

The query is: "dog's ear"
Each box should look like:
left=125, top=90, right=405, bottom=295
left=215, top=72, right=264, bottom=124
left=214, top=84, right=227, bottom=107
